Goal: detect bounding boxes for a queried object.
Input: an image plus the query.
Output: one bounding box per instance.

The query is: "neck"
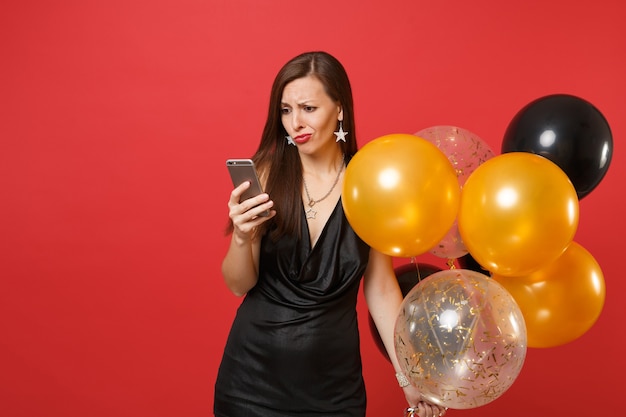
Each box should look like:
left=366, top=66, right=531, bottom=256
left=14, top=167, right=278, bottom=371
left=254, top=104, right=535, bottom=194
left=301, top=151, right=345, bottom=178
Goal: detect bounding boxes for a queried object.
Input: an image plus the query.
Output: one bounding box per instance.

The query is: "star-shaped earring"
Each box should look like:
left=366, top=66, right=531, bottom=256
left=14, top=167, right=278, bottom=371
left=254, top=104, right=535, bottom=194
left=285, top=134, right=296, bottom=146
left=334, top=121, right=348, bottom=142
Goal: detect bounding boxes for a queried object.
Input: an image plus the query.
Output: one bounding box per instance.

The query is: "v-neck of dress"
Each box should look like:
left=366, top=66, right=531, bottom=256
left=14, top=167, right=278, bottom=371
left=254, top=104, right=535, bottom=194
left=303, top=196, right=342, bottom=251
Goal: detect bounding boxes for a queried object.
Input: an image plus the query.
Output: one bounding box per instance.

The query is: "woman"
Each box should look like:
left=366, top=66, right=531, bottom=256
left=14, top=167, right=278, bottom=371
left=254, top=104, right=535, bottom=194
left=215, top=51, right=446, bottom=417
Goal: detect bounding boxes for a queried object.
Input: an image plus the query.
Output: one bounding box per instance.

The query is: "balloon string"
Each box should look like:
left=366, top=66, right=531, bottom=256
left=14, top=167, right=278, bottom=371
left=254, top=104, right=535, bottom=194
left=447, top=258, right=456, bottom=269
left=411, top=257, right=422, bottom=281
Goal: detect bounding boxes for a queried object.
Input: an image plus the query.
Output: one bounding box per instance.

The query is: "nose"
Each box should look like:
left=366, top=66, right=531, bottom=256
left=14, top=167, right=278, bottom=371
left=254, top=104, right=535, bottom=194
left=290, top=109, right=304, bottom=131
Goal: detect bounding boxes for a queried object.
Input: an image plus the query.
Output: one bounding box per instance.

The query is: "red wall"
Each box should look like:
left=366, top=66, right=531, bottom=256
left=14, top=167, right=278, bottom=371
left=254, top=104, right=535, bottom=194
left=1, top=1, right=624, bottom=416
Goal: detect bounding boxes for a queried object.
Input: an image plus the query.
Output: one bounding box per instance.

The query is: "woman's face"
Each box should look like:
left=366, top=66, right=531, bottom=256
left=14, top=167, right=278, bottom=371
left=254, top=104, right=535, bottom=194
left=280, top=75, right=342, bottom=149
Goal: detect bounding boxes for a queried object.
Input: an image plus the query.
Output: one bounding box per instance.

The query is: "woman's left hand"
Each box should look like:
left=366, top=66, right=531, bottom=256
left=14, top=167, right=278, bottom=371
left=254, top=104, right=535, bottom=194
left=402, top=385, right=447, bottom=417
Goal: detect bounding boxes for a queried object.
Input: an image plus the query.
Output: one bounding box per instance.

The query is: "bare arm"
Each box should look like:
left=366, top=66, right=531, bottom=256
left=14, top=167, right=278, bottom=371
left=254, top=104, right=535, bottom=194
left=221, top=181, right=275, bottom=296
left=363, top=249, right=447, bottom=417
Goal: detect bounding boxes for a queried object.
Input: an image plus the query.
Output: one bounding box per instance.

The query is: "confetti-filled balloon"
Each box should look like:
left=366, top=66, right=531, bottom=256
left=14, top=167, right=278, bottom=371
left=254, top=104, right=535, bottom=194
left=415, top=126, right=496, bottom=260
left=394, top=269, right=527, bottom=409
left=416, top=125, right=495, bottom=187
left=369, top=262, right=442, bottom=362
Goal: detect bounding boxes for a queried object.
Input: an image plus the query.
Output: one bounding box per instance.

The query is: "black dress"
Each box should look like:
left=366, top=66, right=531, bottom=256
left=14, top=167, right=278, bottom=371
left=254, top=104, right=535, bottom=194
left=214, top=199, right=371, bottom=417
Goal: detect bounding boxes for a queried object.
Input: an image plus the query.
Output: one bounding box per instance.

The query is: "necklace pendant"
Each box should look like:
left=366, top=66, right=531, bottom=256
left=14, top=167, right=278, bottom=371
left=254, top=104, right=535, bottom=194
left=305, top=207, right=317, bottom=219
left=308, top=200, right=316, bottom=207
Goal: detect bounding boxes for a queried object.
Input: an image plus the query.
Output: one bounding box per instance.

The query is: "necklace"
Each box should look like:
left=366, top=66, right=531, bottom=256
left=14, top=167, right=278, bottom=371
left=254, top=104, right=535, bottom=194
left=303, top=155, right=345, bottom=219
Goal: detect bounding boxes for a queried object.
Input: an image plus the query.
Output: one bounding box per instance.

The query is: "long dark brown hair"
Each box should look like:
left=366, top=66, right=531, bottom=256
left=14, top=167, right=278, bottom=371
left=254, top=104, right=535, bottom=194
left=251, top=51, right=359, bottom=241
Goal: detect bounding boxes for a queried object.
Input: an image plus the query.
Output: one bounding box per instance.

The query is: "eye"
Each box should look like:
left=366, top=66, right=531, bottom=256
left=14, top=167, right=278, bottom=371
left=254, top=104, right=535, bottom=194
left=303, top=106, right=316, bottom=112
left=280, top=107, right=291, bottom=115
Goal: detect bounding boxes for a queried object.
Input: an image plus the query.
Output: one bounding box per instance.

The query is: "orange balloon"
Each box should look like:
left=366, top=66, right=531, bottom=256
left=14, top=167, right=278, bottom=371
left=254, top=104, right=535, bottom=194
left=458, top=152, right=579, bottom=276
left=342, top=134, right=460, bottom=257
left=493, top=242, right=606, bottom=348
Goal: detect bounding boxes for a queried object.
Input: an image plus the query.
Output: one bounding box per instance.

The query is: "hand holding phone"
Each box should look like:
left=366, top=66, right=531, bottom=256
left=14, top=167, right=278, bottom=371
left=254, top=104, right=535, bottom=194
left=226, top=159, right=270, bottom=216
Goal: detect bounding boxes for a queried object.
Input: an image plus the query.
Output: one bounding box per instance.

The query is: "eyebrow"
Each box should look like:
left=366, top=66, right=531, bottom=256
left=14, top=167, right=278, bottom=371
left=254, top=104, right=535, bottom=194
left=281, top=100, right=316, bottom=107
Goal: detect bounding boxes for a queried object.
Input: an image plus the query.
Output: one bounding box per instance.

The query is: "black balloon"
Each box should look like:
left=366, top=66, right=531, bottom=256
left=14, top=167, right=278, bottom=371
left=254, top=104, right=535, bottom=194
left=368, top=262, right=441, bottom=362
left=457, top=253, right=490, bottom=274
left=501, top=94, right=613, bottom=199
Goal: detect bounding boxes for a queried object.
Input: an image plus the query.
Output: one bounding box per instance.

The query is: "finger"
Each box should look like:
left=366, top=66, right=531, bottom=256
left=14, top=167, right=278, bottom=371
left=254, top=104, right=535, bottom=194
left=229, top=181, right=250, bottom=203
left=418, top=402, right=437, bottom=417
left=248, top=205, right=275, bottom=221
left=415, top=403, right=427, bottom=417
left=432, top=404, right=446, bottom=417
left=235, top=205, right=275, bottom=229
left=240, top=193, right=271, bottom=213
left=239, top=200, right=273, bottom=221
left=229, top=193, right=271, bottom=217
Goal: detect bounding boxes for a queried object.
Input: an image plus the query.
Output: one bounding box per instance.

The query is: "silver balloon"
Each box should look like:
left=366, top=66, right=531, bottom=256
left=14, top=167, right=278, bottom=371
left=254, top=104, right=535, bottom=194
left=394, top=269, right=527, bottom=409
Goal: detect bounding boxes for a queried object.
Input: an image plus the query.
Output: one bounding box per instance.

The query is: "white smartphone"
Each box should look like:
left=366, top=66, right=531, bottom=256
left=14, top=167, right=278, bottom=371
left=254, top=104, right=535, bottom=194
left=226, top=159, right=270, bottom=216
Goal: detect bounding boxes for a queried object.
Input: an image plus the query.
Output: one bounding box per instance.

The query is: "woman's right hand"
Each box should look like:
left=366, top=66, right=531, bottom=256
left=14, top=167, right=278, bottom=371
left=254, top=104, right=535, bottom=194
left=221, top=181, right=274, bottom=296
left=228, top=181, right=275, bottom=240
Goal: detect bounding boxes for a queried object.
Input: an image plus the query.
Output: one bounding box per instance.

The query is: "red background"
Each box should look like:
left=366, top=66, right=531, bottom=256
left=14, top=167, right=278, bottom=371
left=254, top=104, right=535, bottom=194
left=1, top=1, right=624, bottom=416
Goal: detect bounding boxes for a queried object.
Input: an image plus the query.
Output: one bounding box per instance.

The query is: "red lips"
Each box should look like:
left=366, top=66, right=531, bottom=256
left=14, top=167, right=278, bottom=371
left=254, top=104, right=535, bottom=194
left=293, top=134, right=311, bottom=144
